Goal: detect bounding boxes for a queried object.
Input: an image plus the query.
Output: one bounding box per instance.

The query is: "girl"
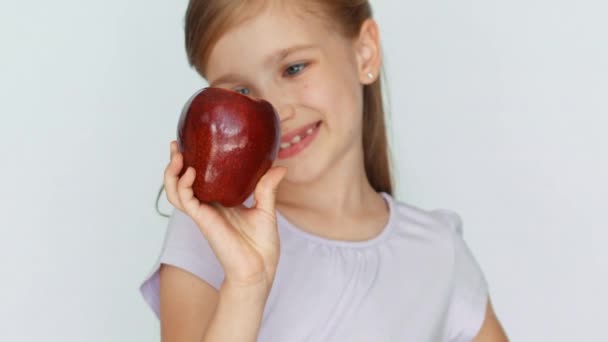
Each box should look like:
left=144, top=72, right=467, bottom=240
left=140, top=1, right=508, bottom=341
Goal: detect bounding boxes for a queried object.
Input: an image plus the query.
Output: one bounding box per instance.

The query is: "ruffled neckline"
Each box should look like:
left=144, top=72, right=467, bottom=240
left=275, top=192, right=395, bottom=249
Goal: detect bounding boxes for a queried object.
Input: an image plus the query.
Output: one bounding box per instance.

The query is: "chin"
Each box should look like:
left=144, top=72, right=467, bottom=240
left=276, top=155, right=329, bottom=185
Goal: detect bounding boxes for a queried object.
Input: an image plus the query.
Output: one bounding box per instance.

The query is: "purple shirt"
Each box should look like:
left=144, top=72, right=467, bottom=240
left=140, top=193, right=488, bottom=341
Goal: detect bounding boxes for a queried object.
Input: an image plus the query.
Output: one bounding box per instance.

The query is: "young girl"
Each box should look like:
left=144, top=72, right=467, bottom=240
left=140, top=1, right=508, bottom=341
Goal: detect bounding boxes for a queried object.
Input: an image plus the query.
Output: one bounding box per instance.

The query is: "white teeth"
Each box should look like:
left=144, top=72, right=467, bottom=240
left=280, top=124, right=318, bottom=150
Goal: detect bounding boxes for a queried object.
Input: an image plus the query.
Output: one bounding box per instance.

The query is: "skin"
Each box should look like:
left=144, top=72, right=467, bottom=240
left=205, top=4, right=389, bottom=241
left=161, top=2, right=509, bottom=341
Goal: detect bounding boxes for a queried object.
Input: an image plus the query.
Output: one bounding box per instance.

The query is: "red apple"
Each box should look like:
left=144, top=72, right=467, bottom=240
left=177, top=87, right=281, bottom=207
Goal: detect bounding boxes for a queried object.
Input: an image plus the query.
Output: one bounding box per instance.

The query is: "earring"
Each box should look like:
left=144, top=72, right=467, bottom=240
left=367, top=72, right=374, bottom=79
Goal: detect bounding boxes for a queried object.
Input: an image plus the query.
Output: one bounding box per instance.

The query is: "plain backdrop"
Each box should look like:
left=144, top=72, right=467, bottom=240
left=1, top=0, right=606, bottom=341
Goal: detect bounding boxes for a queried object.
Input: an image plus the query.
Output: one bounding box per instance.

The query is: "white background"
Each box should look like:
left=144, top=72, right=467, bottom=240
left=1, top=0, right=605, bottom=341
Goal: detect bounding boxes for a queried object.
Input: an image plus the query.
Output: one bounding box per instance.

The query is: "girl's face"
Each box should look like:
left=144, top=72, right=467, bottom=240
left=205, top=4, right=379, bottom=184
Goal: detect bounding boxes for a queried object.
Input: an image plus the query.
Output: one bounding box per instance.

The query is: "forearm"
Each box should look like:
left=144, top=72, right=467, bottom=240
left=202, top=283, right=268, bottom=342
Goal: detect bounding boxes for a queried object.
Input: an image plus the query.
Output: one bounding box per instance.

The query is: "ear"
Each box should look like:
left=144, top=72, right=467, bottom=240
left=354, top=18, right=382, bottom=85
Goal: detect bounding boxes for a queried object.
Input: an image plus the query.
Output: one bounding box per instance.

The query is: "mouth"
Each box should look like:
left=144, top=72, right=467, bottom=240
left=277, top=121, right=322, bottom=159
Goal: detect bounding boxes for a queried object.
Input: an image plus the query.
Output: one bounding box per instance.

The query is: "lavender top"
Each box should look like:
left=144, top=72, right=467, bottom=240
left=140, top=193, right=488, bottom=341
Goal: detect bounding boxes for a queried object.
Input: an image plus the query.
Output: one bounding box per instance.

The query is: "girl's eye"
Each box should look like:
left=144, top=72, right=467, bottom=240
left=234, top=88, right=250, bottom=95
left=284, top=63, right=306, bottom=77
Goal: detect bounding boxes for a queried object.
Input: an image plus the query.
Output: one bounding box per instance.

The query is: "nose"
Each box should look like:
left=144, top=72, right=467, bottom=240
left=276, top=103, right=295, bottom=124
left=259, top=84, right=295, bottom=124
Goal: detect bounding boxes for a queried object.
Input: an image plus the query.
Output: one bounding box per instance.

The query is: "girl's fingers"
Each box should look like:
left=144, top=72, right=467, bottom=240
left=194, top=203, right=241, bottom=257
left=176, top=166, right=197, bottom=213
left=254, top=166, right=288, bottom=216
left=164, top=141, right=184, bottom=210
left=170, top=140, right=177, bottom=157
left=175, top=169, right=243, bottom=261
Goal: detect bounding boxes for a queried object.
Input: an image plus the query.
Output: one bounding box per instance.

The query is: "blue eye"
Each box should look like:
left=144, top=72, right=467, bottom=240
left=284, top=63, right=306, bottom=77
left=234, top=88, right=250, bottom=95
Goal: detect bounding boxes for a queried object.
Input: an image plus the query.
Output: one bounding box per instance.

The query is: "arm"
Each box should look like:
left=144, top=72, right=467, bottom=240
left=159, top=264, right=268, bottom=342
left=472, top=298, right=509, bottom=342
left=159, top=142, right=285, bottom=342
left=203, top=279, right=268, bottom=341
left=159, top=264, right=218, bottom=342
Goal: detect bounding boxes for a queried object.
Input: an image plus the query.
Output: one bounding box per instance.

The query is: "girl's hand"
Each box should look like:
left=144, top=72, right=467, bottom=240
left=163, top=140, right=287, bottom=295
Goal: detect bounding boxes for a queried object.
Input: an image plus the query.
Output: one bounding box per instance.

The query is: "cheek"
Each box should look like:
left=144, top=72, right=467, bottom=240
left=299, top=82, right=333, bottom=113
left=297, top=73, right=362, bottom=125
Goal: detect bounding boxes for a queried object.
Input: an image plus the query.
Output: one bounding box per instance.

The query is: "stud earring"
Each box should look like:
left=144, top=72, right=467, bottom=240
left=367, top=72, right=374, bottom=79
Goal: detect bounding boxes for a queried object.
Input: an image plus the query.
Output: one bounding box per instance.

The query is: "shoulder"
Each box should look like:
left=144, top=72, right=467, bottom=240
left=382, top=194, right=472, bottom=281
left=386, top=195, right=484, bottom=285
left=387, top=195, right=491, bottom=341
left=387, top=194, right=464, bottom=241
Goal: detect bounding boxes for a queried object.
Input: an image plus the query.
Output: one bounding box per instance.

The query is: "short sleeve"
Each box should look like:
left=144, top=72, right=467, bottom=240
left=433, top=209, right=489, bottom=342
left=139, top=208, right=225, bottom=319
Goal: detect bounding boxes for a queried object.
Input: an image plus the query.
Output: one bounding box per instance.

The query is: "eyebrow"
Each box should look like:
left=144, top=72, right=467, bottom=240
left=264, top=44, right=319, bottom=66
left=209, top=44, right=318, bottom=87
left=209, top=73, right=240, bottom=88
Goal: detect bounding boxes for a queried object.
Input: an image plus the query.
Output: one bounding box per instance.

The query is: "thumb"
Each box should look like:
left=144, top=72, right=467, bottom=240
left=254, top=166, right=287, bottom=215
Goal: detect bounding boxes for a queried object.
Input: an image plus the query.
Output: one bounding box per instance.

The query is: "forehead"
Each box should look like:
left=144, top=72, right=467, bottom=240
left=205, top=4, right=346, bottom=79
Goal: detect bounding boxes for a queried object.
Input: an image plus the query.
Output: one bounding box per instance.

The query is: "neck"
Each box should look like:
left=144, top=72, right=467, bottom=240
left=275, top=144, right=381, bottom=219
